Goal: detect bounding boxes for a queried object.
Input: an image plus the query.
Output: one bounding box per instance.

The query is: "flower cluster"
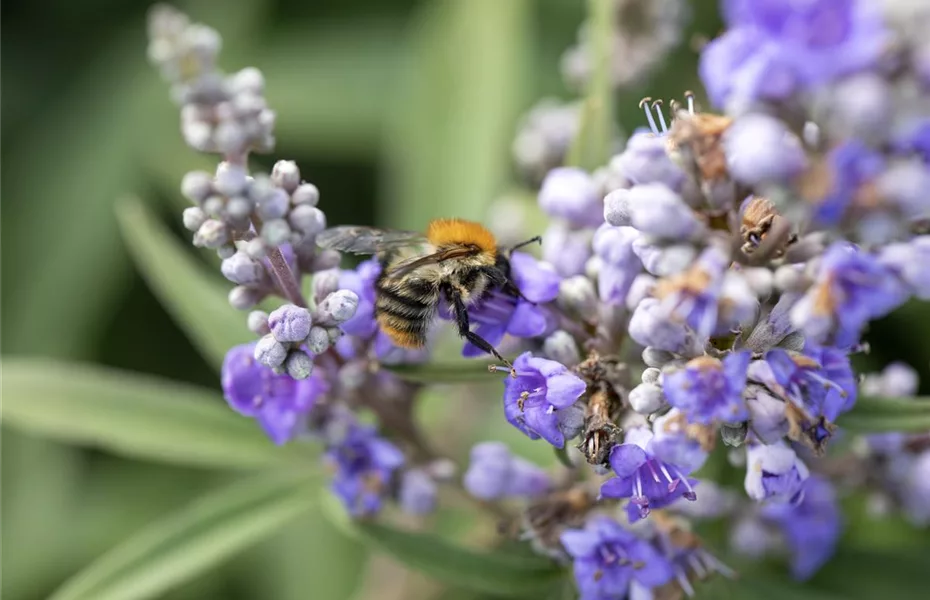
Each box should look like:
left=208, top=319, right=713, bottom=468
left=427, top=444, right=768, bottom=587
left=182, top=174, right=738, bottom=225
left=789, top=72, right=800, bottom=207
left=151, top=1, right=930, bottom=598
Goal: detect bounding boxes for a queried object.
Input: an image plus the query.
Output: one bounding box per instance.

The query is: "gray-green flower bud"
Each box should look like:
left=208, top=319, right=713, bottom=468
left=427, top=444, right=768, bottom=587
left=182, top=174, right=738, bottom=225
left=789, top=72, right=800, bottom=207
left=214, top=161, right=248, bottom=196
left=261, top=219, right=291, bottom=246
left=193, top=219, right=228, bottom=248
left=228, top=285, right=265, bottom=310
left=291, top=183, right=319, bottom=206
left=315, top=290, right=359, bottom=326
left=182, top=206, right=207, bottom=231
left=271, top=160, right=301, bottom=193
left=284, top=350, right=314, bottom=380
left=254, top=333, right=287, bottom=368
left=247, top=310, right=270, bottom=335
left=543, top=330, right=581, bottom=366
left=306, top=326, right=331, bottom=354
left=181, top=170, right=213, bottom=204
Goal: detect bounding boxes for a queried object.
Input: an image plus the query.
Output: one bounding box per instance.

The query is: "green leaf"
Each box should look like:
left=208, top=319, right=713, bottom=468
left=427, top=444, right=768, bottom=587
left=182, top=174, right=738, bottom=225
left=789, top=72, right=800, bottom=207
left=49, top=472, right=316, bottom=600
left=116, top=196, right=250, bottom=370
left=811, top=547, right=930, bottom=600
left=837, top=395, right=930, bottom=432
left=381, top=0, right=532, bottom=229
left=565, top=0, right=615, bottom=171
left=1, top=358, right=306, bottom=469
left=383, top=361, right=503, bottom=383
left=321, top=493, right=566, bottom=598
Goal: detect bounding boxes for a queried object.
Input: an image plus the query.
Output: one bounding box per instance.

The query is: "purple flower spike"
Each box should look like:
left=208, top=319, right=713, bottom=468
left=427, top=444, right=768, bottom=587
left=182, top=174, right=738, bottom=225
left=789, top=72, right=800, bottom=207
left=761, top=476, right=842, bottom=580
left=326, top=421, right=405, bottom=517
left=338, top=259, right=381, bottom=338
left=744, top=442, right=809, bottom=504
left=700, top=0, right=887, bottom=109
left=561, top=517, right=674, bottom=600
left=790, top=242, right=907, bottom=348
left=222, top=342, right=329, bottom=445
left=664, top=352, right=751, bottom=425
left=601, top=427, right=700, bottom=521
left=502, top=352, right=587, bottom=448
left=463, top=441, right=551, bottom=500
left=538, top=167, right=604, bottom=228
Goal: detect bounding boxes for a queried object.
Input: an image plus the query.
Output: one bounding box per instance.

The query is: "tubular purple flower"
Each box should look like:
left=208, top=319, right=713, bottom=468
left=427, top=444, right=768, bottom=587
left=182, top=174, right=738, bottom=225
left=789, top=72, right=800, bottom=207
left=463, top=441, right=552, bottom=500
left=593, top=223, right=641, bottom=304
left=326, top=421, right=405, bottom=517
left=610, top=130, right=687, bottom=190
left=222, top=342, right=329, bottom=444
left=664, top=352, right=751, bottom=425
left=560, top=517, right=674, bottom=600
left=502, top=352, right=587, bottom=448
left=538, top=167, right=604, bottom=228
left=723, top=113, right=807, bottom=185
left=398, top=469, right=437, bottom=515
left=744, top=383, right=789, bottom=444
left=628, top=297, right=700, bottom=355
left=744, top=441, right=809, bottom=504
left=542, top=222, right=593, bottom=277
left=878, top=236, right=930, bottom=300
left=625, top=184, right=703, bottom=240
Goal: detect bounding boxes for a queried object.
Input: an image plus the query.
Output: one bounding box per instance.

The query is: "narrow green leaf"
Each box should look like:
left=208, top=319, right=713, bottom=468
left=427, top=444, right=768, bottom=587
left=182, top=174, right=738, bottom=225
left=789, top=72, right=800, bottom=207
left=837, top=395, right=930, bottom=433
left=565, top=0, right=615, bottom=171
left=382, top=0, right=532, bottom=229
left=321, top=493, right=565, bottom=598
left=383, top=361, right=503, bottom=383
left=116, top=196, right=250, bottom=370
left=1, top=358, right=306, bottom=469
left=49, top=472, right=316, bottom=600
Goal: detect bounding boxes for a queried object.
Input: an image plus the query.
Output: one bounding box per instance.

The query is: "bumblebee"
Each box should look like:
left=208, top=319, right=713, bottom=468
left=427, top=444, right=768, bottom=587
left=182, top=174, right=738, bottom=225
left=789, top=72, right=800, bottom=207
left=316, top=218, right=539, bottom=371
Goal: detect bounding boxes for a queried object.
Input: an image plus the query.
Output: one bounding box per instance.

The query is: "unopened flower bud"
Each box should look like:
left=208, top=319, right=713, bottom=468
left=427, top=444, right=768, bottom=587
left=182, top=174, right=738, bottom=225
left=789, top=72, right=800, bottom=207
left=247, top=310, right=270, bottom=335
left=306, top=326, right=331, bottom=354
left=603, top=188, right=632, bottom=226
left=538, top=167, right=603, bottom=228
left=543, top=330, right=581, bottom=366
left=216, top=245, right=236, bottom=260
left=284, top=350, right=314, bottom=380
left=642, top=347, right=674, bottom=368
left=194, top=219, right=228, bottom=248
left=226, top=196, right=253, bottom=221
left=742, top=267, right=774, bottom=298
left=338, top=360, right=368, bottom=391
left=182, top=206, right=207, bottom=231
left=558, top=275, right=598, bottom=321
left=268, top=304, right=312, bottom=342
left=256, top=188, right=289, bottom=221
left=627, top=184, right=703, bottom=239
left=311, top=269, right=340, bottom=306
left=214, top=161, right=248, bottom=196
left=310, top=249, right=342, bottom=271
left=229, top=66, right=264, bottom=94
left=773, top=264, right=807, bottom=292
left=398, top=469, right=437, bottom=515
left=221, top=251, right=264, bottom=285
left=721, top=422, right=748, bottom=447
left=228, top=285, right=265, bottom=310
left=254, top=333, right=287, bottom=368
left=242, top=238, right=267, bottom=259
left=724, top=114, right=807, bottom=185
left=316, top=290, right=359, bottom=326
left=271, top=160, right=301, bottom=193
left=641, top=367, right=661, bottom=384
left=291, top=182, right=320, bottom=206
left=181, top=170, right=213, bottom=203
left=629, top=382, right=664, bottom=414
left=327, top=327, right=344, bottom=343
left=626, top=274, right=656, bottom=311
left=261, top=219, right=291, bottom=246
left=288, top=205, right=327, bottom=238
left=202, top=196, right=225, bottom=218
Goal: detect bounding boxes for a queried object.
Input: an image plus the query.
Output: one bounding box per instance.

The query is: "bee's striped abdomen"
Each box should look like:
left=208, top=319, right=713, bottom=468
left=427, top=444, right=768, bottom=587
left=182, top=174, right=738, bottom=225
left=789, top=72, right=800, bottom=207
left=374, top=277, right=439, bottom=348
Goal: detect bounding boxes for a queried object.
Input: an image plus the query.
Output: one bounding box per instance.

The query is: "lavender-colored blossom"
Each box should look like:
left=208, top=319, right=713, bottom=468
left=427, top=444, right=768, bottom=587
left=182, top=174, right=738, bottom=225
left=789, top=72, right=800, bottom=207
left=652, top=530, right=736, bottom=597
left=664, top=352, right=751, bottom=425
left=268, top=304, right=312, bottom=342
left=700, top=0, right=887, bottom=109
left=745, top=442, right=809, bottom=504
left=879, top=236, right=930, bottom=300
left=624, top=184, right=703, bottom=240
left=561, top=517, right=674, bottom=600
left=592, top=224, right=641, bottom=304
left=628, top=297, right=699, bottom=355
left=601, top=427, right=699, bottom=520
left=222, top=342, right=329, bottom=444
left=398, top=469, right=437, bottom=515
left=338, top=259, right=381, bottom=338
left=610, top=130, right=687, bottom=191
left=538, top=167, right=604, bottom=228
left=744, top=383, right=789, bottom=444
left=502, top=353, right=586, bottom=448
left=813, top=141, right=886, bottom=226
left=326, top=421, right=405, bottom=517
left=463, top=252, right=560, bottom=356
left=652, top=245, right=729, bottom=339
left=760, top=475, right=842, bottom=580
left=463, top=441, right=552, bottom=500
left=790, top=242, right=907, bottom=348
left=632, top=239, right=697, bottom=278
left=723, top=113, right=807, bottom=185
left=542, top=222, right=594, bottom=277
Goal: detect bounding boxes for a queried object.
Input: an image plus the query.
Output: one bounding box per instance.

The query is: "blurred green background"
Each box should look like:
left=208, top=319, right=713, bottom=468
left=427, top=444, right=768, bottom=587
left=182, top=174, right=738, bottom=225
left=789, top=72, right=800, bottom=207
left=3, top=0, right=930, bottom=599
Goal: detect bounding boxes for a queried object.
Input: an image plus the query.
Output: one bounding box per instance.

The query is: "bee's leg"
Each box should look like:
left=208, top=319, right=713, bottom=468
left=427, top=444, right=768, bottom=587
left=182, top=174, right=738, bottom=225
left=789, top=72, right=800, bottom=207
left=446, top=284, right=516, bottom=378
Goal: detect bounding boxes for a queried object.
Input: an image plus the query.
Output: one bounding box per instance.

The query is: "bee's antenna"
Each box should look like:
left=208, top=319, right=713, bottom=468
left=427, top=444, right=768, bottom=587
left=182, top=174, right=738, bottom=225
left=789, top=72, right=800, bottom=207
left=509, top=235, right=542, bottom=254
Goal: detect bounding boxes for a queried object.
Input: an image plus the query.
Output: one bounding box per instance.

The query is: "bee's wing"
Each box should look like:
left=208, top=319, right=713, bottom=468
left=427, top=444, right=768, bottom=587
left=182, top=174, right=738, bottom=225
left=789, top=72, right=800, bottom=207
left=384, top=246, right=475, bottom=278
left=316, top=226, right=428, bottom=255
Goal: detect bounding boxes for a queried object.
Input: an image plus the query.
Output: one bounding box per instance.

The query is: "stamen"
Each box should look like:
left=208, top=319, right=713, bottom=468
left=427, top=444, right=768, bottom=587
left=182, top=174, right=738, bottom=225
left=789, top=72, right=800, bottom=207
left=688, top=553, right=708, bottom=578
left=684, top=90, right=695, bottom=115
left=659, top=462, right=676, bottom=485
left=652, top=99, right=669, bottom=133
left=676, top=567, right=696, bottom=597
left=679, top=472, right=697, bottom=500
left=639, top=97, right=661, bottom=136
left=635, top=470, right=644, bottom=499
left=646, top=460, right=662, bottom=483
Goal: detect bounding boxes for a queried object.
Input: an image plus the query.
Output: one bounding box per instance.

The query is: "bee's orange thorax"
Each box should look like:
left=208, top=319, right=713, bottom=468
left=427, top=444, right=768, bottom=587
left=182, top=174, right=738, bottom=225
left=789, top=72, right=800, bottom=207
left=426, top=218, right=497, bottom=256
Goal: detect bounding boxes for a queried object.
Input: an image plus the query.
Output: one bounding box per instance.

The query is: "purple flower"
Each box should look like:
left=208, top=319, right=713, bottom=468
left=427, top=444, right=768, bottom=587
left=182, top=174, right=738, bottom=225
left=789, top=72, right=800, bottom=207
left=745, top=442, right=809, bottom=504
left=745, top=383, right=789, bottom=444
left=790, top=242, right=907, bottom=348
left=502, top=353, right=586, bottom=448
left=621, top=184, right=703, bottom=240
left=601, top=427, right=699, bottom=520
left=723, top=113, right=807, bottom=185
left=892, top=118, right=930, bottom=163
left=268, top=304, right=312, bottom=342
left=761, top=475, right=842, bottom=580
left=463, top=441, right=552, bottom=500
left=538, top=167, right=604, bottom=228
left=338, top=258, right=381, bottom=338
left=610, top=130, right=687, bottom=191
left=326, top=421, right=405, bottom=517
left=560, top=517, right=674, bottom=600
left=542, top=221, right=593, bottom=277
left=222, top=342, right=329, bottom=445
left=398, top=469, right=437, bottom=515
left=879, top=236, right=930, bottom=300
left=700, top=0, right=887, bottom=109
left=652, top=245, right=729, bottom=340
left=628, top=298, right=700, bottom=355
left=653, top=531, right=736, bottom=597
left=813, top=141, right=885, bottom=226
left=592, top=224, right=641, bottom=304
left=664, top=352, right=751, bottom=425
left=462, top=252, right=560, bottom=356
